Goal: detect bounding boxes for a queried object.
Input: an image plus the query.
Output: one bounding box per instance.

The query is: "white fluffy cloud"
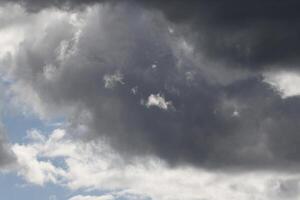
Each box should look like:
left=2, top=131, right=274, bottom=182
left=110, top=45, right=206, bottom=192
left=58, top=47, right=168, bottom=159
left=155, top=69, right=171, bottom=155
left=12, top=129, right=67, bottom=185
left=144, top=93, right=173, bottom=110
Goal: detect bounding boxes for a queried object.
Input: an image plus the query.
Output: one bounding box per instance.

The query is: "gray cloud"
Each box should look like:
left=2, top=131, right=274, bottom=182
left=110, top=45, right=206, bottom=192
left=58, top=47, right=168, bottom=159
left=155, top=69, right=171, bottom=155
left=3, top=2, right=300, bottom=171
left=0, top=0, right=107, bottom=11
left=3, top=0, right=300, bottom=71
left=0, top=125, right=16, bottom=169
left=0, top=83, right=16, bottom=170
left=137, top=0, right=300, bottom=70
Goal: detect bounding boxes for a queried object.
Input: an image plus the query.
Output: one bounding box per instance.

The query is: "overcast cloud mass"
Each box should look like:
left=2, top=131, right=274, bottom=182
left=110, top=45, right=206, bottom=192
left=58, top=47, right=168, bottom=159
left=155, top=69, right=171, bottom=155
left=1, top=0, right=300, bottom=199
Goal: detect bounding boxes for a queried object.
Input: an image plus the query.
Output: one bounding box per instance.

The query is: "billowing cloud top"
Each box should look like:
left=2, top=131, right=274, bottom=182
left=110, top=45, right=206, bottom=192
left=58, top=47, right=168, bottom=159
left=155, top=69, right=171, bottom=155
left=1, top=0, right=300, bottom=173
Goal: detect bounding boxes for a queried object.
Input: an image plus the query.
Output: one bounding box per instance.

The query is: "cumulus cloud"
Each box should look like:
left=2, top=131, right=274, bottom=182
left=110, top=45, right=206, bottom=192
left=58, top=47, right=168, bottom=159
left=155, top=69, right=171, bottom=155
left=3, top=1, right=300, bottom=71
left=3, top=1, right=300, bottom=199
left=3, top=2, right=300, bottom=171
left=139, top=1, right=300, bottom=71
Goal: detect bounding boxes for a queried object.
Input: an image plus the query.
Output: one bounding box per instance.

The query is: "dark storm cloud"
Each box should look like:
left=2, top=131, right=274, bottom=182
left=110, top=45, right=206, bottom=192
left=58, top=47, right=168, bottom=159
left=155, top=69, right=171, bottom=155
left=137, top=0, right=300, bottom=70
left=3, top=0, right=300, bottom=70
left=3, top=1, right=300, bottom=170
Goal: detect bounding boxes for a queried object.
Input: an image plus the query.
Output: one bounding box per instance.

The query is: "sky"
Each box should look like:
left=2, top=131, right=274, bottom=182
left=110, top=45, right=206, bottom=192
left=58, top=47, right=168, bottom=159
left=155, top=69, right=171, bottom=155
left=2, top=0, right=300, bottom=199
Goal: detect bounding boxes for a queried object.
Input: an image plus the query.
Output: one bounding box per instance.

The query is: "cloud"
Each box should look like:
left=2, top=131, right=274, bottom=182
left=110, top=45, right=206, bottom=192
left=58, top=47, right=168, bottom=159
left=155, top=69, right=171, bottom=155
left=0, top=83, right=16, bottom=170
left=0, top=0, right=107, bottom=12
left=68, top=195, right=115, bottom=200
left=263, top=70, right=300, bottom=98
left=12, top=131, right=66, bottom=185
left=103, top=71, right=124, bottom=89
left=137, top=1, right=300, bottom=71
left=11, top=128, right=300, bottom=200
left=3, top=2, right=300, bottom=171
left=4, top=1, right=300, bottom=71
left=143, top=93, right=172, bottom=110
left=3, top=1, right=300, bottom=199
left=0, top=129, right=16, bottom=170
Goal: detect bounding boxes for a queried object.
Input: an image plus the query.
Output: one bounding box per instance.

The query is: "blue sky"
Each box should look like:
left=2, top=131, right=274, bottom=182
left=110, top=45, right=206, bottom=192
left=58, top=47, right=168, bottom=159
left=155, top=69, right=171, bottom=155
left=0, top=173, right=67, bottom=200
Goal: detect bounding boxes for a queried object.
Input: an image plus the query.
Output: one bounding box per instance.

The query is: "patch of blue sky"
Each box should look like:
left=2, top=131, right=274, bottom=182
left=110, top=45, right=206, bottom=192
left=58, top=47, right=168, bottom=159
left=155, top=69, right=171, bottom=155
left=0, top=173, right=68, bottom=200
left=2, top=111, right=64, bottom=143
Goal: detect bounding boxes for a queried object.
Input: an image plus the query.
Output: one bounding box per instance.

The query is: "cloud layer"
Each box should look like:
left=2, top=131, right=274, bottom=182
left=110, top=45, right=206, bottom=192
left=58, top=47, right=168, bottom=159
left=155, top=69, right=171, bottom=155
left=138, top=0, right=300, bottom=70
left=12, top=128, right=300, bottom=200
left=2, top=1, right=300, bottom=171
left=2, top=2, right=300, bottom=199
left=3, top=0, right=300, bottom=70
